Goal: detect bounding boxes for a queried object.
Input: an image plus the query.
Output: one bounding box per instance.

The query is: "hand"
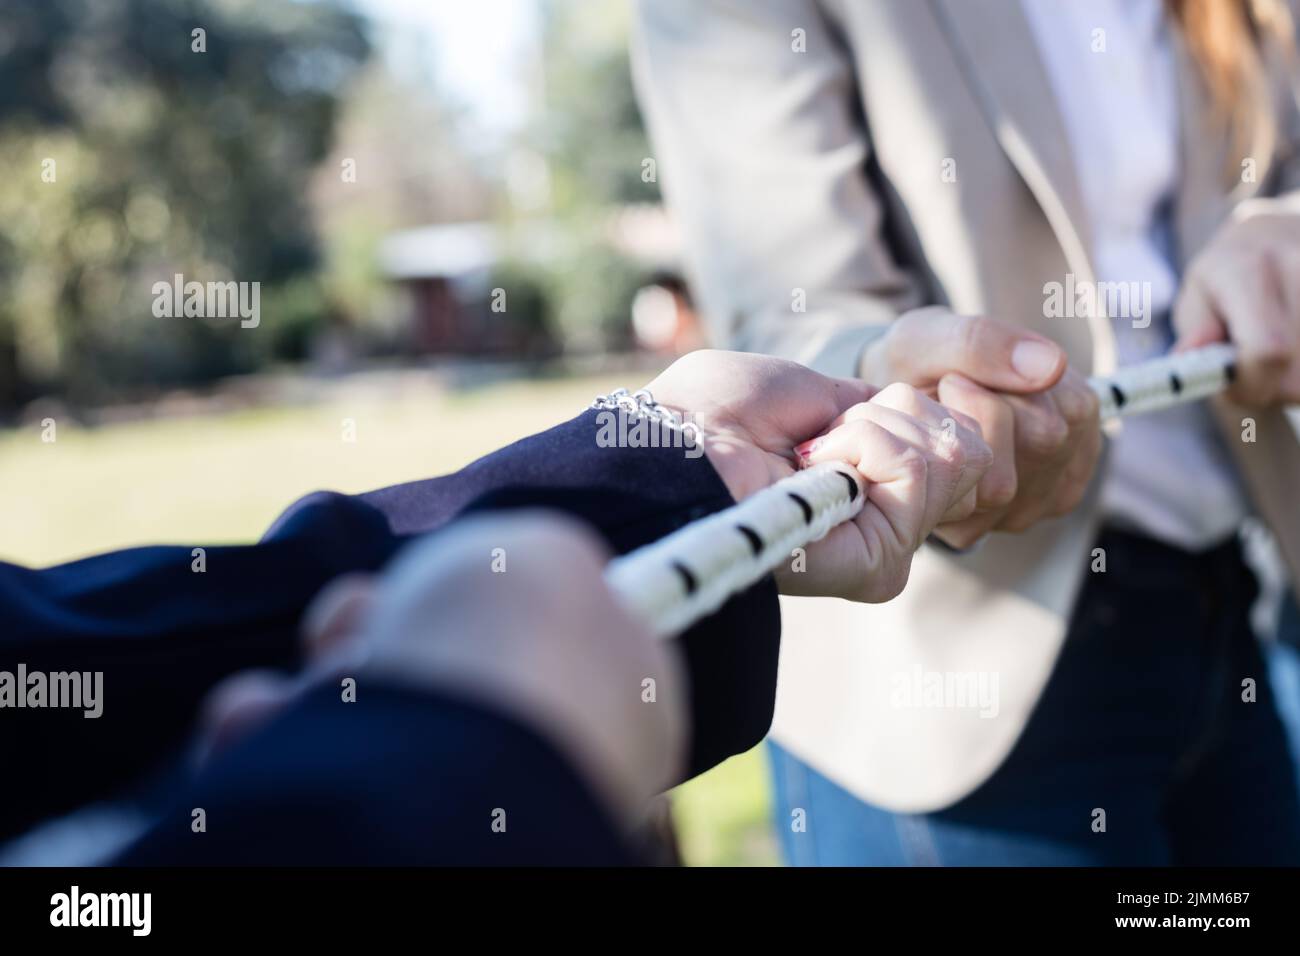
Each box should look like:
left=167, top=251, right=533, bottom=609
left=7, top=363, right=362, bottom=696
left=645, top=350, right=992, bottom=603
left=201, top=513, right=688, bottom=825
left=857, top=307, right=1101, bottom=549
left=1173, top=210, right=1300, bottom=406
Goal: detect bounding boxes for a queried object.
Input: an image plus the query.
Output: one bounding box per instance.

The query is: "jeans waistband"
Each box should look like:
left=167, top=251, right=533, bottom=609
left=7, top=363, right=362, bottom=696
left=1093, top=524, right=1256, bottom=607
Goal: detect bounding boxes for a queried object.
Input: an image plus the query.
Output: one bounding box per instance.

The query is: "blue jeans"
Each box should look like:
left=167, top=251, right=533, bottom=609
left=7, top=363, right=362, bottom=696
left=770, top=527, right=1300, bottom=866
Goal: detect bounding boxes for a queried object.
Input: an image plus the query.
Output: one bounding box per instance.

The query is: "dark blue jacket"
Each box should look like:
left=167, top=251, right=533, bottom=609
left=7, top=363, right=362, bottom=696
left=1, top=410, right=780, bottom=863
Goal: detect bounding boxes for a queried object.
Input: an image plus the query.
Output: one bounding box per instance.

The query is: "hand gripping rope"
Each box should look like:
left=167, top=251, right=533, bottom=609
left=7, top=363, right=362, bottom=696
left=603, top=344, right=1238, bottom=638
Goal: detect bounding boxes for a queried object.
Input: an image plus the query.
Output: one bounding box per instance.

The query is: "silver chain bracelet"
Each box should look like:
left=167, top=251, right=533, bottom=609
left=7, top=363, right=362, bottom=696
left=590, top=387, right=703, bottom=443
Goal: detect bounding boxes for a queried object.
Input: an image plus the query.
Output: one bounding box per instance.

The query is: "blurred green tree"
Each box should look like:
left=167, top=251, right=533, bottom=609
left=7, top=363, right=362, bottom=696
left=540, top=1, right=661, bottom=209
left=507, top=0, right=661, bottom=351
left=307, top=58, right=498, bottom=350
left=0, top=0, right=370, bottom=411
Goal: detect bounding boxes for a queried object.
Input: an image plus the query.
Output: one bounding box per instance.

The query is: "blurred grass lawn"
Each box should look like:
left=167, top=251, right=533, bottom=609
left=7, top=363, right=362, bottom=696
left=0, top=369, right=778, bottom=866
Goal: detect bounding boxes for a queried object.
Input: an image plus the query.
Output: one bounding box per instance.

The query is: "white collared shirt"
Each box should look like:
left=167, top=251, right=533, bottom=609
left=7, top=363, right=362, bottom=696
left=1022, top=0, right=1247, bottom=549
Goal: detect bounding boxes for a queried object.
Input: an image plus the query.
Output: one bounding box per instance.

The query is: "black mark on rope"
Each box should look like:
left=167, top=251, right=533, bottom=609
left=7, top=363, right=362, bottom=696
left=838, top=471, right=859, bottom=502
left=1169, top=372, right=1182, bottom=395
left=788, top=492, right=813, bottom=524
left=737, top=525, right=763, bottom=555
left=1109, top=384, right=1126, bottom=409
left=1225, top=362, right=1237, bottom=384
left=672, top=561, right=698, bottom=595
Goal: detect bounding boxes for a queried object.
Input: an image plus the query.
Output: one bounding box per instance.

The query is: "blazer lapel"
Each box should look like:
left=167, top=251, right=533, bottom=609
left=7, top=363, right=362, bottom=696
left=928, top=0, right=1097, bottom=284
left=1169, top=37, right=1300, bottom=592
left=1212, top=402, right=1300, bottom=592
left=1169, top=32, right=1237, bottom=268
left=928, top=0, right=1115, bottom=373
left=1169, top=26, right=1280, bottom=267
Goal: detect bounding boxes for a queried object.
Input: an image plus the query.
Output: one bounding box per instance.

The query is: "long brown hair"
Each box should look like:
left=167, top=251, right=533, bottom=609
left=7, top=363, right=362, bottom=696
left=1165, top=0, right=1296, bottom=176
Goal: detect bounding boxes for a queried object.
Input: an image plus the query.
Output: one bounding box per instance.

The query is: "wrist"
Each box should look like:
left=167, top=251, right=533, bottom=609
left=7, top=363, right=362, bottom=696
left=617, top=383, right=760, bottom=503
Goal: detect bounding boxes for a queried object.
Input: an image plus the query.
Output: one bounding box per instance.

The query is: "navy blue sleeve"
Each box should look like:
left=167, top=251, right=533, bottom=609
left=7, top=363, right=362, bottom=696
left=115, top=683, right=638, bottom=866
left=0, top=493, right=402, bottom=841
left=1, top=409, right=780, bottom=843
left=359, top=409, right=734, bottom=550
left=356, top=409, right=783, bottom=779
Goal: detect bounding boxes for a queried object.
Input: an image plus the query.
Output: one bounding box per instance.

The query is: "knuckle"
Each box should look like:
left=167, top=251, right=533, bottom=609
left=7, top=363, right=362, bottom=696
left=1025, top=410, right=1070, bottom=455
left=982, top=472, right=1018, bottom=508
left=936, top=430, right=966, bottom=467
left=954, top=410, right=983, bottom=436
left=875, top=381, right=920, bottom=408
left=1045, top=413, right=1071, bottom=451
left=842, top=400, right=876, bottom=422
left=846, top=417, right=877, bottom=442
left=966, top=439, right=995, bottom=474
left=898, top=446, right=929, bottom=482
left=1054, top=377, right=1096, bottom=425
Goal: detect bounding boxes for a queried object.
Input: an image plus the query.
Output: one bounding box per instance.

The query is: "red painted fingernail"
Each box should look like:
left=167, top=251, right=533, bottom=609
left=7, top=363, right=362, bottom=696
left=794, top=437, right=823, bottom=459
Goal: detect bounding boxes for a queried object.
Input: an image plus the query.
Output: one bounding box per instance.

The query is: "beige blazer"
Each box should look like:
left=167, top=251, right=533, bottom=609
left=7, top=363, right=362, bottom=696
left=633, top=0, right=1300, bottom=811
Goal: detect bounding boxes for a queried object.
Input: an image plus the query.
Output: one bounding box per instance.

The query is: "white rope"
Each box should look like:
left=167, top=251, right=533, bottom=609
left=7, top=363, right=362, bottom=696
left=1090, top=343, right=1236, bottom=418
left=605, top=345, right=1238, bottom=638
left=604, top=462, right=866, bottom=637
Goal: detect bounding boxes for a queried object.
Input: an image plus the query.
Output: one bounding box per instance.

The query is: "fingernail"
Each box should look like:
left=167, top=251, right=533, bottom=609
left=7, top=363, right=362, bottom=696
left=794, top=437, right=823, bottom=460
left=1011, top=340, right=1061, bottom=382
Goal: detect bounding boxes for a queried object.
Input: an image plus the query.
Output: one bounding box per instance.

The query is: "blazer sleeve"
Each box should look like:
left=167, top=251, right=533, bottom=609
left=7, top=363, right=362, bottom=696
left=630, top=0, right=921, bottom=376
left=114, top=683, right=639, bottom=866
left=1, top=409, right=779, bottom=841
left=1264, top=0, right=1300, bottom=195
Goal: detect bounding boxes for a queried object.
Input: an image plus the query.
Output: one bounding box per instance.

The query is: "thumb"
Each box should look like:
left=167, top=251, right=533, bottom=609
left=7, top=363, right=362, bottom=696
left=826, top=376, right=878, bottom=416
left=890, top=309, right=1066, bottom=393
